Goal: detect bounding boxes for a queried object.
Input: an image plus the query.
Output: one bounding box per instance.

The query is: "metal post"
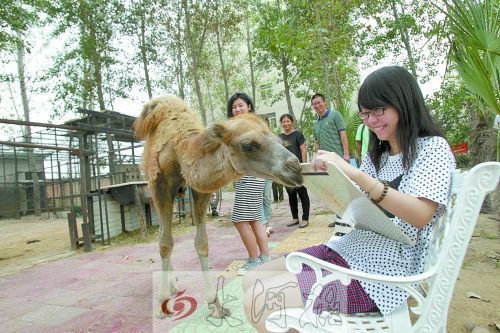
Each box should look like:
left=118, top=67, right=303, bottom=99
left=78, top=134, right=88, bottom=225
left=14, top=147, right=20, bottom=219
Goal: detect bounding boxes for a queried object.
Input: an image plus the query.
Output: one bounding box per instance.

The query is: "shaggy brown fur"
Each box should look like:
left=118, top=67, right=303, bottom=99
left=134, top=96, right=302, bottom=318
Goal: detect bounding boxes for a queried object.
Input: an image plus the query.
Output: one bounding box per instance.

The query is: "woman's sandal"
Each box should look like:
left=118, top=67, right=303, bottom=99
left=299, top=220, right=309, bottom=228
left=287, top=219, right=300, bottom=227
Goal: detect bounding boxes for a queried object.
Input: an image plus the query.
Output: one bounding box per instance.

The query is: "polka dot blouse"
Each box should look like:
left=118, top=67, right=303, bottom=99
left=326, top=136, right=456, bottom=315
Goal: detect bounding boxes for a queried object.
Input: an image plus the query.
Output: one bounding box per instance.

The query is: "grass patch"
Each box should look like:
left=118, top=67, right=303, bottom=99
left=462, top=260, right=474, bottom=269
left=102, top=214, right=224, bottom=247
left=479, top=230, right=499, bottom=239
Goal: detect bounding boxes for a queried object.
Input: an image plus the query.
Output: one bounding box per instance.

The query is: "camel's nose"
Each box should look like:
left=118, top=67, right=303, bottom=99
left=285, top=155, right=303, bottom=185
left=285, top=155, right=301, bottom=171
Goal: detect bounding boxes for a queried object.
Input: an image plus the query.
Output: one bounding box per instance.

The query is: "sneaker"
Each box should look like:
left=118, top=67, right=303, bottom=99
left=237, top=258, right=261, bottom=276
left=259, top=255, right=271, bottom=264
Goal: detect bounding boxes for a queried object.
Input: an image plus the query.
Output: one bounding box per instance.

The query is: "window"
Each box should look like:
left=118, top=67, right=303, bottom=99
left=24, top=171, right=45, bottom=180
left=259, top=82, right=273, bottom=101
left=261, top=112, right=277, bottom=131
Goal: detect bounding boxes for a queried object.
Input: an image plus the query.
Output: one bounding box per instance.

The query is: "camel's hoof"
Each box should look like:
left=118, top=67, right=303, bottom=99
left=155, top=305, right=168, bottom=319
left=160, top=296, right=177, bottom=317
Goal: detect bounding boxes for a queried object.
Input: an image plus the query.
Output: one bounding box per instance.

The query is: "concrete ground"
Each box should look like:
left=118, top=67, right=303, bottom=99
left=0, top=191, right=334, bottom=333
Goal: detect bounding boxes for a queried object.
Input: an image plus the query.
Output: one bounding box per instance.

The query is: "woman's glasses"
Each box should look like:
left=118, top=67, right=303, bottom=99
left=358, top=107, right=386, bottom=120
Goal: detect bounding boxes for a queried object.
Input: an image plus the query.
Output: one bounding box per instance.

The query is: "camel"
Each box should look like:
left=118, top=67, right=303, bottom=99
left=133, top=96, right=303, bottom=318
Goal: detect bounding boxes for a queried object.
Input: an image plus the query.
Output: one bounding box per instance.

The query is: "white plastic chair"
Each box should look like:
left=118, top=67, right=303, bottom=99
left=266, top=162, right=500, bottom=333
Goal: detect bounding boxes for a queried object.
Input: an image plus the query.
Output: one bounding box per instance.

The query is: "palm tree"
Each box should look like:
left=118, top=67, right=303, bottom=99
left=441, top=0, right=499, bottom=164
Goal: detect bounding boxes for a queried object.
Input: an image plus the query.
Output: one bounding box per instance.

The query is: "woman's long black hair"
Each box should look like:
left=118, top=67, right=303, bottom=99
left=357, top=66, right=443, bottom=172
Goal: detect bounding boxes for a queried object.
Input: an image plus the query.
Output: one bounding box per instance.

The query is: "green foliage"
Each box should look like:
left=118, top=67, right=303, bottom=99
left=337, top=98, right=362, bottom=156
left=2, top=0, right=493, bottom=157
left=442, top=0, right=500, bottom=116
left=427, top=77, right=474, bottom=145
left=355, top=0, right=448, bottom=81
left=439, top=0, right=499, bottom=163
left=297, top=105, right=316, bottom=155
left=44, top=0, right=131, bottom=113
left=0, top=0, right=43, bottom=51
left=454, top=154, right=472, bottom=169
left=252, top=0, right=360, bottom=116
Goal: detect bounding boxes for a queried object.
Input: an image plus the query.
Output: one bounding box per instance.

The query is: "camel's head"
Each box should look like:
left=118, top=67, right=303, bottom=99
left=206, top=114, right=303, bottom=187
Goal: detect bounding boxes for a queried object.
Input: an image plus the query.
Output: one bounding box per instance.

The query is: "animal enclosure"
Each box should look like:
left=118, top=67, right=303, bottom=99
left=0, top=109, right=144, bottom=245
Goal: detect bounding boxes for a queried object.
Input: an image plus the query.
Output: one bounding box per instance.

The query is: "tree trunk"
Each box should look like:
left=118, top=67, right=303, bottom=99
left=192, top=73, right=207, bottom=125
left=331, top=62, right=341, bottom=109
left=17, top=35, right=41, bottom=216
left=175, top=4, right=185, bottom=99
left=87, top=10, right=115, bottom=183
left=216, top=24, right=229, bottom=102
left=391, top=0, right=418, bottom=79
left=245, top=15, right=256, bottom=105
left=139, top=8, right=152, bottom=99
left=182, top=0, right=208, bottom=125
left=280, top=54, right=295, bottom=117
left=314, top=6, right=331, bottom=105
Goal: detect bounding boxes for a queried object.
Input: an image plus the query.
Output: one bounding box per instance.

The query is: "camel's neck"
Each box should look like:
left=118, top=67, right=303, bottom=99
left=177, top=132, right=242, bottom=193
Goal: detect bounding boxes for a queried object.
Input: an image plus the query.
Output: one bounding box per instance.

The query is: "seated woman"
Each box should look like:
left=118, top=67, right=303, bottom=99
left=242, top=66, right=456, bottom=332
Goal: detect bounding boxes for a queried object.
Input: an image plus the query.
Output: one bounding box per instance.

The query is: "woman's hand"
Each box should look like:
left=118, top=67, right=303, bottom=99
left=311, top=150, right=359, bottom=180
left=312, top=151, right=439, bottom=229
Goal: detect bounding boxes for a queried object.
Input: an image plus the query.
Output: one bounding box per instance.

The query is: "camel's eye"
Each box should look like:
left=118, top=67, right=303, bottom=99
left=242, top=143, right=254, bottom=152
left=241, top=143, right=258, bottom=153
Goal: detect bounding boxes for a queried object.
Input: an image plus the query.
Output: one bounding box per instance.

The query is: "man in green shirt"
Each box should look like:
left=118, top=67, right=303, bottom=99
left=311, top=93, right=350, bottom=162
left=355, top=123, right=370, bottom=166
left=311, top=93, right=351, bottom=228
left=311, top=94, right=350, bottom=162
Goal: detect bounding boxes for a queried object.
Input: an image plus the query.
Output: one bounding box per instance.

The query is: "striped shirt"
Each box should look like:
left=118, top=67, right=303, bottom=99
left=232, top=175, right=265, bottom=222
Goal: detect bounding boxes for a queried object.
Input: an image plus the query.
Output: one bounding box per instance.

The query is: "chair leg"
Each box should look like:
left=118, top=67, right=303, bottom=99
left=388, top=303, right=411, bottom=332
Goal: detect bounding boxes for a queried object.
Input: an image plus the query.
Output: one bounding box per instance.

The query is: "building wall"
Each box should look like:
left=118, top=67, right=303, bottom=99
left=0, top=156, right=45, bottom=182
left=254, top=71, right=310, bottom=131
left=91, top=192, right=160, bottom=238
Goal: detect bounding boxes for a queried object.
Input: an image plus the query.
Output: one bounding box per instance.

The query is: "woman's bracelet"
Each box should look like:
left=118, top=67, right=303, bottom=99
left=371, top=180, right=389, bottom=204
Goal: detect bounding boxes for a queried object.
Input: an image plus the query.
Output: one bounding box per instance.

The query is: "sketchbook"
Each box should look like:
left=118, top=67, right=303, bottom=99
left=301, top=162, right=414, bottom=245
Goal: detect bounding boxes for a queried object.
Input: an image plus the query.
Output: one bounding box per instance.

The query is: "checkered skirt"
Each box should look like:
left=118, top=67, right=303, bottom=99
left=292, top=244, right=378, bottom=314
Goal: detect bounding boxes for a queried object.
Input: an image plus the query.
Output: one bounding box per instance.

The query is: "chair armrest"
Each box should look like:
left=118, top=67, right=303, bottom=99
left=286, top=252, right=435, bottom=315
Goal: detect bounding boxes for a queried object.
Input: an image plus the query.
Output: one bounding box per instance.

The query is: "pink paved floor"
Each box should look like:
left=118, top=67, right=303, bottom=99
left=0, top=192, right=329, bottom=332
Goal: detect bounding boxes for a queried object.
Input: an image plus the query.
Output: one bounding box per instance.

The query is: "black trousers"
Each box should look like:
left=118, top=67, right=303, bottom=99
left=272, top=182, right=284, bottom=201
left=285, top=185, right=310, bottom=220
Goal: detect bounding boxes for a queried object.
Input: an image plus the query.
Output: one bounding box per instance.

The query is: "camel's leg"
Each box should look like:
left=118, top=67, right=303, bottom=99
left=191, top=189, right=230, bottom=318
left=150, top=173, right=179, bottom=318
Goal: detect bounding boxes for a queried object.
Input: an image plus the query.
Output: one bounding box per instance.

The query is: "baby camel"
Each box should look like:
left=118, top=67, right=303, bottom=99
left=134, top=96, right=303, bottom=318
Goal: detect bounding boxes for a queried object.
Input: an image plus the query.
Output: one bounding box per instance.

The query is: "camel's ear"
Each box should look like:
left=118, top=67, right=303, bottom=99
left=196, top=123, right=226, bottom=153
left=206, top=123, right=227, bottom=141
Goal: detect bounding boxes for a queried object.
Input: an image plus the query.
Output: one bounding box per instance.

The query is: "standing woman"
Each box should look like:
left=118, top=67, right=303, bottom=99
left=227, top=93, right=271, bottom=275
left=279, top=114, right=310, bottom=228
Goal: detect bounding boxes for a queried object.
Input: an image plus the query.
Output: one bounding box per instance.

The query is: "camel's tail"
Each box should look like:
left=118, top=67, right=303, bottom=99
left=133, top=96, right=187, bottom=140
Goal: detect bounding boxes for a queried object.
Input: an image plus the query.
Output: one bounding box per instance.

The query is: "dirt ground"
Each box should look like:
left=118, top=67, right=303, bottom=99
left=0, top=212, right=498, bottom=332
